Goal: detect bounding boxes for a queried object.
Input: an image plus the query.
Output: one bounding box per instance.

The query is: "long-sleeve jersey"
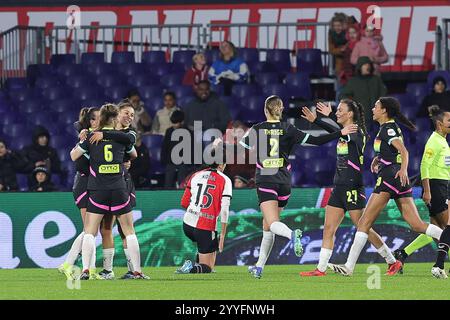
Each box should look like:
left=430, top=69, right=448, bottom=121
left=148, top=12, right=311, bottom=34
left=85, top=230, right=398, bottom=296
left=239, top=120, right=343, bottom=184
left=420, top=131, right=450, bottom=180
left=314, top=117, right=366, bottom=187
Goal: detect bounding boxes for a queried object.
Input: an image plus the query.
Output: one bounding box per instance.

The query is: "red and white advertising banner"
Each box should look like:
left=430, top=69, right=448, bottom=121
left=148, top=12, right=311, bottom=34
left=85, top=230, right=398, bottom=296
left=0, top=1, right=448, bottom=72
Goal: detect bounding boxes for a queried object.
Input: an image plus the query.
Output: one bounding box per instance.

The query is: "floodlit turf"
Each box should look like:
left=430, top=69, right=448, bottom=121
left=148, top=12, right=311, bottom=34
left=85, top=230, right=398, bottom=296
left=0, top=263, right=448, bottom=300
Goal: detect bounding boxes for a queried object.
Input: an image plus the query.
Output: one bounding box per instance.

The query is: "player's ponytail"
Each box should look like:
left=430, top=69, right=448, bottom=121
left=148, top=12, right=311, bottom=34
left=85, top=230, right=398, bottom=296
left=428, top=105, right=447, bottom=130
left=341, top=99, right=369, bottom=138
left=98, top=103, right=119, bottom=129
left=264, top=95, right=283, bottom=120
left=78, top=107, right=99, bottom=130
left=379, top=97, right=416, bottom=131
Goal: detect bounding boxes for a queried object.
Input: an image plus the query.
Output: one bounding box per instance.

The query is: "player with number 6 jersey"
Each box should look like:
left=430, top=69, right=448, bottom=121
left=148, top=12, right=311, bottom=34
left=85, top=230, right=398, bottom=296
left=176, top=158, right=232, bottom=275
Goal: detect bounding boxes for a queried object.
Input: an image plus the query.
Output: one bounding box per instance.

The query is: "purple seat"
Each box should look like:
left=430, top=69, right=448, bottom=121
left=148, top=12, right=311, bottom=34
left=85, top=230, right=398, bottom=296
left=149, top=147, right=164, bottom=174
left=295, top=146, right=322, bottom=160
left=204, top=49, right=220, bottom=65
left=0, top=112, right=19, bottom=126
left=285, top=72, right=312, bottom=100
left=314, top=170, right=334, bottom=186
left=169, top=62, right=187, bottom=73
left=104, top=86, right=129, bottom=102
left=139, top=85, right=164, bottom=100
left=389, top=93, right=414, bottom=109
left=297, top=49, right=324, bottom=76
left=252, top=61, right=276, bottom=73
left=427, top=70, right=450, bottom=91
left=254, top=72, right=280, bottom=87
left=96, top=73, right=121, bottom=88
left=290, top=168, right=304, bottom=187
left=14, top=136, right=29, bottom=150
left=266, top=49, right=291, bottom=74
left=221, top=96, right=240, bottom=119
left=58, top=111, right=79, bottom=126
left=111, top=51, right=135, bottom=64
left=141, top=134, right=163, bottom=149
left=18, top=99, right=42, bottom=114
left=239, top=48, right=259, bottom=64
left=172, top=50, right=196, bottom=70
left=262, top=84, right=289, bottom=101
left=363, top=171, right=376, bottom=186
left=74, top=86, right=100, bottom=101
left=58, top=149, right=73, bottom=163
left=5, top=123, right=29, bottom=138
left=5, top=78, right=27, bottom=90
left=81, top=52, right=105, bottom=65
left=35, top=77, right=59, bottom=90
left=50, top=135, right=69, bottom=149
left=86, top=63, right=115, bottom=76
left=42, top=86, right=68, bottom=101
left=169, top=85, right=193, bottom=99
left=231, top=84, right=259, bottom=98
left=143, top=98, right=163, bottom=118
left=146, top=63, right=171, bottom=77
left=117, top=63, right=145, bottom=77
left=240, top=96, right=265, bottom=123
left=28, top=112, right=56, bottom=127
left=128, top=74, right=159, bottom=88
left=16, top=174, right=28, bottom=191
left=414, top=118, right=432, bottom=132
left=160, top=73, right=184, bottom=87
left=406, top=83, right=428, bottom=104
left=50, top=54, right=76, bottom=66
left=9, top=88, right=38, bottom=104
left=66, top=75, right=95, bottom=89
left=142, top=51, right=166, bottom=65
left=177, top=96, right=193, bottom=108
left=408, top=156, right=422, bottom=176
left=50, top=98, right=75, bottom=113
left=56, top=64, right=85, bottom=79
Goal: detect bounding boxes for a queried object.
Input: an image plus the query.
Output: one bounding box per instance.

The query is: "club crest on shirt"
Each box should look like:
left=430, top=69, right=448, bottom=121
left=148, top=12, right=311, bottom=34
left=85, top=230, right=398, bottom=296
left=387, top=128, right=396, bottom=137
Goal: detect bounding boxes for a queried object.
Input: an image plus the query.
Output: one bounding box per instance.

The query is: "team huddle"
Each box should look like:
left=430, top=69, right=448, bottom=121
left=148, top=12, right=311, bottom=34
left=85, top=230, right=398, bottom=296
left=58, top=94, right=450, bottom=280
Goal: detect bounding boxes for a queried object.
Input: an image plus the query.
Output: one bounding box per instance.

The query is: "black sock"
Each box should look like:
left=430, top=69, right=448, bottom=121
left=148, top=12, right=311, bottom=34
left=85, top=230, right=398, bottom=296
left=195, top=253, right=199, bottom=264
left=190, top=264, right=212, bottom=274
left=434, top=225, right=450, bottom=269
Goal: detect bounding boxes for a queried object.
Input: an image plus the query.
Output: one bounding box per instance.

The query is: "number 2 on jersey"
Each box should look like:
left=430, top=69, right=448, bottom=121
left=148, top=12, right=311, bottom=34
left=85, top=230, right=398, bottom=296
left=104, top=144, right=113, bottom=162
left=269, top=138, right=279, bottom=157
left=346, top=190, right=357, bottom=203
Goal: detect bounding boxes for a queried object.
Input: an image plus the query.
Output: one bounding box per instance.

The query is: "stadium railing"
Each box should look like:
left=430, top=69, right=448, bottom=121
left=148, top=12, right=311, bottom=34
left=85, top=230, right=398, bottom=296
left=435, top=18, right=450, bottom=71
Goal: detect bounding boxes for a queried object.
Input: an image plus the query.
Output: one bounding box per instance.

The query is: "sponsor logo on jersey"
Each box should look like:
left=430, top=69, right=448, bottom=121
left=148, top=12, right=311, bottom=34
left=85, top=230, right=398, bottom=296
left=262, top=158, right=284, bottom=168
left=99, top=164, right=120, bottom=174
left=387, top=128, right=396, bottom=137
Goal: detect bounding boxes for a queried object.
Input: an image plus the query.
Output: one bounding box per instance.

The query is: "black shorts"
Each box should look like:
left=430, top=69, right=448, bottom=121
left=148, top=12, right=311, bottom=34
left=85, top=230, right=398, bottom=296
left=327, top=185, right=366, bottom=211
left=256, top=182, right=291, bottom=208
left=72, top=172, right=88, bottom=209
left=87, top=189, right=132, bottom=216
left=426, top=179, right=449, bottom=216
left=373, top=165, right=412, bottom=199
left=125, top=174, right=136, bottom=208
left=183, top=222, right=218, bottom=254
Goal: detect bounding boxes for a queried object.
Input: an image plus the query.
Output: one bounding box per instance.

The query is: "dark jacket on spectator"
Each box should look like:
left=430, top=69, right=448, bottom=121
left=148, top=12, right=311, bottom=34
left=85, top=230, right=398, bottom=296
left=0, top=149, right=28, bottom=191
left=339, top=56, right=387, bottom=125
left=418, top=91, right=450, bottom=117
left=183, top=92, right=231, bottom=133
left=129, top=142, right=151, bottom=188
left=29, top=167, right=57, bottom=192
left=21, top=126, right=62, bottom=174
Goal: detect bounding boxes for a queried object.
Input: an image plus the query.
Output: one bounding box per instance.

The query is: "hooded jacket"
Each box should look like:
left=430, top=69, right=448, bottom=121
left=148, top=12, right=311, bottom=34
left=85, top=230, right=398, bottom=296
left=350, top=34, right=388, bottom=74
left=29, top=166, right=57, bottom=192
left=339, top=56, right=387, bottom=123
left=21, top=126, right=62, bottom=174
left=0, top=146, right=28, bottom=191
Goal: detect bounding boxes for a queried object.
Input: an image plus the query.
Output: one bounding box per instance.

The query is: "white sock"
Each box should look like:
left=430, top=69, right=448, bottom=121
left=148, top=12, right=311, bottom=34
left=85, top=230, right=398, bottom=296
left=103, top=248, right=115, bottom=271
left=269, top=221, right=292, bottom=240
left=344, top=231, right=368, bottom=272
left=426, top=224, right=443, bottom=240
left=126, top=234, right=141, bottom=273
left=317, top=248, right=333, bottom=272
left=89, top=242, right=96, bottom=269
left=255, top=231, right=275, bottom=268
left=124, top=248, right=134, bottom=272
left=65, top=232, right=84, bottom=266
left=376, top=243, right=396, bottom=264
left=82, top=234, right=95, bottom=271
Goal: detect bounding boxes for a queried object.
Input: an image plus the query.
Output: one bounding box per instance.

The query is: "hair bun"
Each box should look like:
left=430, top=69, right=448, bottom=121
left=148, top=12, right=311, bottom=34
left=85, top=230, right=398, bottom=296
left=428, top=105, right=441, bottom=117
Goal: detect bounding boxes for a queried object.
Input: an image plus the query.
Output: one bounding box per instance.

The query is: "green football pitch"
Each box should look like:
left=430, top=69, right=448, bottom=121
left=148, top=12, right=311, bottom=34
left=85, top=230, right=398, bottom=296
left=1, top=263, right=448, bottom=300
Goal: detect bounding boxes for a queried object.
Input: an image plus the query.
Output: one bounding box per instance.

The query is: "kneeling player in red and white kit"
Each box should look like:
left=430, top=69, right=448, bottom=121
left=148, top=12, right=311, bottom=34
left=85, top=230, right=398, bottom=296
left=176, top=159, right=232, bottom=274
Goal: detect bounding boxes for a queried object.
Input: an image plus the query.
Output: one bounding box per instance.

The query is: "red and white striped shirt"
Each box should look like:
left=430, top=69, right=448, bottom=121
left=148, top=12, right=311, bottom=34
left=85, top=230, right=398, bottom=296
left=181, top=168, right=232, bottom=231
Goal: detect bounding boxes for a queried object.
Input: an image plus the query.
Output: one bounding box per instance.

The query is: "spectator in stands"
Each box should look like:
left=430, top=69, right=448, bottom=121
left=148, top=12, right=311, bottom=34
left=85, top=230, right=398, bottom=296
left=328, top=14, right=348, bottom=76
left=162, top=110, right=195, bottom=188
left=417, top=76, right=450, bottom=117
left=339, top=24, right=361, bottom=85
left=209, top=41, right=249, bottom=96
left=0, top=139, right=28, bottom=192
left=129, top=134, right=151, bottom=189
left=233, top=175, right=254, bottom=189
left=126, top=89, right=152, bottom=134
left=339, top=56, right=387, bottom=127
left=184, top=80, right=231, bottom=133
left=182, top=53, right=209, bottom=87
left=29, top=167, right=57, bottom=192
left=350, top=25, right=388, bottom=74
left=152, top=91, right=181, bottom=135
left=21, top=125, right=62, bottom=175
